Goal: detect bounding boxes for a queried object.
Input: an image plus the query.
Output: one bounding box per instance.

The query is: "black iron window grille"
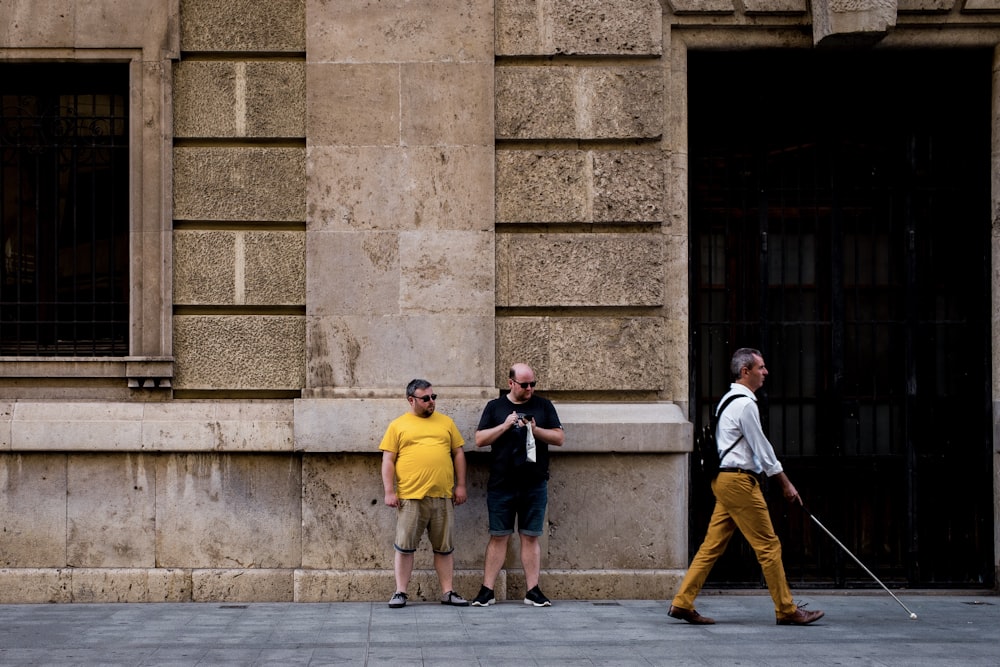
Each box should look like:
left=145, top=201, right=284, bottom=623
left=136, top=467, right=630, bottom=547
left=1, top=63, right=129, bottom=356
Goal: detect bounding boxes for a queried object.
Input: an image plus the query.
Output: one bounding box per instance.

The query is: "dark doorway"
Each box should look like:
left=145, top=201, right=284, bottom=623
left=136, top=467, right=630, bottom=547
left=689, top=49, right=994, bottom=588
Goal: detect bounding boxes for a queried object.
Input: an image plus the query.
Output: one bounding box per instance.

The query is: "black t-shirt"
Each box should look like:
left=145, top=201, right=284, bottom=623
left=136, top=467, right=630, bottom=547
left=477, top=394, right=562, bottom=490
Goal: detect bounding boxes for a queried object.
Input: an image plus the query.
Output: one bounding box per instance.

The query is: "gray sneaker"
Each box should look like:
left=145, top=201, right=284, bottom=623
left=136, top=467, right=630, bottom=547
left=388, top=591, right=408, bottom=608
left=441, top=590, right=469, bottom=606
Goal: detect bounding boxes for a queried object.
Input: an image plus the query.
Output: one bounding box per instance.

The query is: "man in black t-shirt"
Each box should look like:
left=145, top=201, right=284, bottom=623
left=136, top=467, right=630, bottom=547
left=470, top=363, right=563, bottom=607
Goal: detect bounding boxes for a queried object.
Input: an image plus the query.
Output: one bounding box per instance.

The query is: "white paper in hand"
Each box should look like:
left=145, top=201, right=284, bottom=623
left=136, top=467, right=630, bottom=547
left=526, top=424, right=537, bottom=463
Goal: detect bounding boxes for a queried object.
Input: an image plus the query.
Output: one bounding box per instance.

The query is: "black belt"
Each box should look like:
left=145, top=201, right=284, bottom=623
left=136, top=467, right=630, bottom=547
left=718, top=467, right=760, bottom=476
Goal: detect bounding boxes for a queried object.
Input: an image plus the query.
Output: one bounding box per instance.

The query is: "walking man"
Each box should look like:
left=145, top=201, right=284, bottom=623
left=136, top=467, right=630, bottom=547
left=380, top=379, right=469, bottom=608
left=669, top=348, right=825, bottom=626
left=471, top=363, right=564, bottom=607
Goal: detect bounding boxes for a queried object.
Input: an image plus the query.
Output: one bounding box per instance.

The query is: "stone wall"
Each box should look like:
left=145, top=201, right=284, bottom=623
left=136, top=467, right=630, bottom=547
left=0, top=0, right=998, bottom=602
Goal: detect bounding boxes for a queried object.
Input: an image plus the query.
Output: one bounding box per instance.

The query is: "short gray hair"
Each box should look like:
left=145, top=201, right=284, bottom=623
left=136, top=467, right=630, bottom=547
left=730, top=348, right=761, bottom=380
left=406, top=378, right=432, bottom=397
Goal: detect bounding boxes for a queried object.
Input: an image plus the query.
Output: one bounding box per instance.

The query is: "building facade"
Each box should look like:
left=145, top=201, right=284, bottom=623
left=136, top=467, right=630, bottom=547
left=0, top=0, right=996, bottom=602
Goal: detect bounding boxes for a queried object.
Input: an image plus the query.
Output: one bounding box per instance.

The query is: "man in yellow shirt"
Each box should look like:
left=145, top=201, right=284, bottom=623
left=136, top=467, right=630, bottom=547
left=380, top=378, right=469, bottom=608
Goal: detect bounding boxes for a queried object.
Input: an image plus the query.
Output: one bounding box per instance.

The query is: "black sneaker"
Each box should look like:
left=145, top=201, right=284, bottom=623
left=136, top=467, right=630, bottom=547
left=388, top=591, right=408, bottom=608
left=524, top=585, right=551, bottom=607
left=471, top=585, right=495, bottom=607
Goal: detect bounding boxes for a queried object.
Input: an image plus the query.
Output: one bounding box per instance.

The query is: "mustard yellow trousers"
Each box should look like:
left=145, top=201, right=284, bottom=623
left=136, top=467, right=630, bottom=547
left=672, top=471, right=798, bottom=616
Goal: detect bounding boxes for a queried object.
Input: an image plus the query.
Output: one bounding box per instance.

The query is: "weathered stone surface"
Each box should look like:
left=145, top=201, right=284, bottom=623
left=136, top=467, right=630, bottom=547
left=174, top=231, right=237, bottom=304
left=0, top=455, right=67, bottom=567
left=174, top=61, right=306, bottom=138
left=243, top=231, right=306, bottom=305
left=307, top=63, right=400, bottom=146
left=496, top=0, right=663, bottom=56
left=496, top=317, right=665, bottom=391
left=174, top=147, right=306, bottom=222
left=155, top=454, right=302, bottom=568
left=496, top=151, right=589, bottom=223
left=0, top=568, right=71, bottom=603
left=497, top=233, right=664, bottom=307
left=71, top=568, right=191, bottom=603
left=497, top=66, right=664, bottom=140
left=305, top=0, right=493, bottom=63
left=811, top=0, right=896, bottom=46
left=399, top=231, right=495, bottom=314
left=743, top=0, right=808, bottom=11
left=294, top=568, right=493, bottom=602
left=306, top=315, right=494, bottom=389
left=401, top=63, right=494, bottom=146
left=307, top=146, right=493, bottom=231
left=307, top=231, right=400, bottom=317
left=67, top=454, right=156, bottom=568
left=666, top=0, right=735, bottom=12
left=593, top=152, right=665, bottom=223
left=173, top=316, right=306, bottom=390
left=192, top=569, right=294, bottom=602
left=180, top=0, right=304, bottom=52
left=547, top=454, right=686, bottom=568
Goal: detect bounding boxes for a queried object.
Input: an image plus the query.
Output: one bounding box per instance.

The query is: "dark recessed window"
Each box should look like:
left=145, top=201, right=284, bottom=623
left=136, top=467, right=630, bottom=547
left=1, top=63, right=129, bottom=356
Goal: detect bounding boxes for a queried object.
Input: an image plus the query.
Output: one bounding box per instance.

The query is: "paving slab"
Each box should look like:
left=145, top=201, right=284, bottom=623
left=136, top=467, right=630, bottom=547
left=0, top=593, right=995, bottom=666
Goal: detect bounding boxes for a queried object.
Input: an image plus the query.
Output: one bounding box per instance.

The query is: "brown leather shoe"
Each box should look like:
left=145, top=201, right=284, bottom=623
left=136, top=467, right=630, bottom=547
left=668, top=605, right=716, bottom=625
left=776, top=606, right=825, bottom=625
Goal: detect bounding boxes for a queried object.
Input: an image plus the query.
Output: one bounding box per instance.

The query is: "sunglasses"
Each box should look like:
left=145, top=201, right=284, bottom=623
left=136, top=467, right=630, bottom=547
left=411, top=393, right=437, bottom=403
left=512, top=381, right=536, bottom=389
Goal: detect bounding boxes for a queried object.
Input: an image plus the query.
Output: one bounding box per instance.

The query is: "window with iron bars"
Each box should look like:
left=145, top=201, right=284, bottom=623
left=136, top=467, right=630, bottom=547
left=1, top=62, right=129, bottom=356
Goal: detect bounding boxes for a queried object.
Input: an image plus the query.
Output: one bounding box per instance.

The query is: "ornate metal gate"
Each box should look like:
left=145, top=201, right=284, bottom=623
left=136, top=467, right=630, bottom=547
left=689, top=49, right=994, bottom=588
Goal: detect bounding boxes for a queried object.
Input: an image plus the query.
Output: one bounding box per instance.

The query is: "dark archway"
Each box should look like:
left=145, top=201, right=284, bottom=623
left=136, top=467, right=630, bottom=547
left=688, top=49, right=994, bottom=588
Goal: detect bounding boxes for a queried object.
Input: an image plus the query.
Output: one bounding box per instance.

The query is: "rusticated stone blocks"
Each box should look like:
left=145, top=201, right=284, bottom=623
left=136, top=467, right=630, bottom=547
left=496, top=66, right=664, bottom=140
left=180, top=0, right=305, bottom=52
left=496, top=0, right=663, bottom=56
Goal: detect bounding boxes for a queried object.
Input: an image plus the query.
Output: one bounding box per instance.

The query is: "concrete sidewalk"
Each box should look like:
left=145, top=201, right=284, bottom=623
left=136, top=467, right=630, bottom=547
left=0, top=592, right=995, bottom=666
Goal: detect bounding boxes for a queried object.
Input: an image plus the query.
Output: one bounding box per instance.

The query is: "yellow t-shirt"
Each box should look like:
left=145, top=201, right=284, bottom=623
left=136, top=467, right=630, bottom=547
left=379, top=411, right=465, bottom=499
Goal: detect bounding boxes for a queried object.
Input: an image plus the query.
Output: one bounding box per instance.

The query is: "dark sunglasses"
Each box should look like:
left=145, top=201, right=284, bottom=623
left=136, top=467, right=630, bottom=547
left=411, top=393, right=437, bottom=403
left=512, top=381, right=536, bottom=389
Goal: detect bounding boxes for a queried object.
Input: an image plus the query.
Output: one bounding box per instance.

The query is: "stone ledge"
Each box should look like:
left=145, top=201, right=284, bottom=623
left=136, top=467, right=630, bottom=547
left=295, top=400, right=691, bottom=453
left=0, top=568, right=682, bottom=602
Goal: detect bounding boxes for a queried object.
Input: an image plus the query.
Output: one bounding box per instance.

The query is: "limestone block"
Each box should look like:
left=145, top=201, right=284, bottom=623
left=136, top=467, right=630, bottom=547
left=496, top=233, right=664, bottom=307
left=174, top=147, right=306, bottom=222
left=243, top=231, right=306, bottom=305
left=0, top=401, right=11, bottom=450
left=294, top=568, right=490, bottom=602
left=301, top=454, right=489, bottom=570
left=399, top=231, right=495, bottom=315
left=306, top=315, right=494, bottom=389
left=495, top=67, right=577, bottom=138
left=898, top=0, right=953, bottom=9
left=0, top=454, right=67, bottom=567
left=963, top=0, right=1000, bottom=8
left=140, top=401, right=295, bottom=452
left=743, top=0, right=808, bottom=10
left=192, top=568, right=294, bottom=601
left=307, top=232, right=400, bottom=317
left=497, top=66, right=664, bottom=140
left=307, top=64, right=400, bottom=146
left=180, top=0, right=305, bottom=52
left=174, top=61, right=306, bottom=138
left=10, top=402, right=144, bottom=450
left=593, top=152, right=665, bottom=223
left=173, top=315, right=306, bottom=390
left=666, top=0, right=735, bottom=12
left=0, top=568, right=71, bottom=603
left=496, top=0, right=662, bottom=56
left=0, top=0, right=178, bottom=55
left=71, top=568, right=190, bottom=603
left=305, top=0, right=493, bottom=64
left=496, top=317, right=664, bottom=391
left=67, top=454, right=156, bottom=568
left=307, top=146, right=494, bottom=231
left=155, top=454, right=302, bottom=568
left=401, top=63, right=494, bottom=147
left=174, top=230, right=237, bottom=304
left=811, top=0, right=897, bottom=46
left=555, top=402, right=691, bottom=453
left=531, top=569, right=681, bottom=600
left=546, top=454, right=687, bottom=568
left=496, top=151, right=589, bottom=223
left=294, top=398, right=490, bottom=453
left=0, top=0, right=74, bottom=47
